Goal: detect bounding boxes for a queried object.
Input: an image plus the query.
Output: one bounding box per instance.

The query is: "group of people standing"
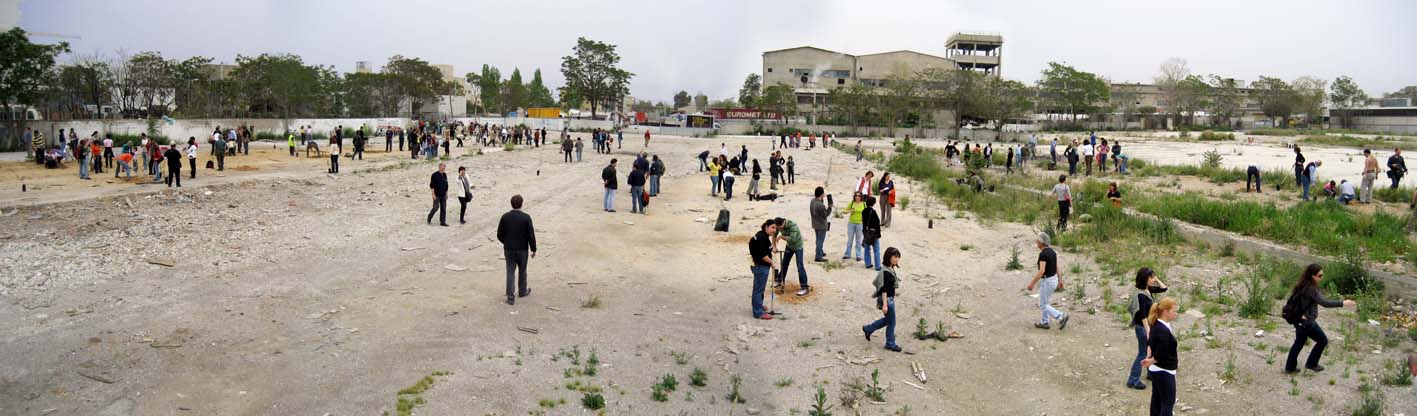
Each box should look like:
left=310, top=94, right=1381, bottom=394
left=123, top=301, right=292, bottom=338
left=600, top=152, right=666, bottom=214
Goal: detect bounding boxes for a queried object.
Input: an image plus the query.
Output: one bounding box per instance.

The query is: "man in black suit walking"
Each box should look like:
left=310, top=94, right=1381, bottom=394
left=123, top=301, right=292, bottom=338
left=427, top=162, right=449, bottom=226
left=497, top=194, right=537, bottom=305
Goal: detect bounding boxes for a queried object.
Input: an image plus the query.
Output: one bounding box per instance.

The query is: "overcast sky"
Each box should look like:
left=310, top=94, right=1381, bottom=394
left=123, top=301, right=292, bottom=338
left=6, top=0, right=1414, bottom=104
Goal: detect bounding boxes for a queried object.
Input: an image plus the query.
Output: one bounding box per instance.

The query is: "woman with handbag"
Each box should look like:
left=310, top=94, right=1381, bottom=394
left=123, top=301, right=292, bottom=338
left=878, top=173, right=896, bottom=227
left=1282, top=264, right=1355, bottom=374
left=861, top=196, right=883, bottom=271
left=862, top=247, right=903, bottom=352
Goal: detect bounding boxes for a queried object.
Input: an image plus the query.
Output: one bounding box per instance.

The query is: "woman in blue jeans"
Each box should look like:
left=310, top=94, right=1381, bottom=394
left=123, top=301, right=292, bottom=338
left=860, top=196, right=883, bottom=270
left=1127, top=268, right=1167, bottom=390
left=862, top=247, right=902, bottom=352
left=841, top=193, right=866, bottom=260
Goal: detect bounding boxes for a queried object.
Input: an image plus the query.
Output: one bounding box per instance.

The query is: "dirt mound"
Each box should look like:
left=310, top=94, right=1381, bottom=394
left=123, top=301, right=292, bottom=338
left=232, top=165, right=259, bottom=171
left=718, top=234, right=750, bottom=244
left=770, top=281, right=817, bottom=304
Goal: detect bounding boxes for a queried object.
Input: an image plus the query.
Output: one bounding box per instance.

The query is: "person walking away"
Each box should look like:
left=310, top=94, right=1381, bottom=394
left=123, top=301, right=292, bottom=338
left=602, top=159, right=619, bottom=212
left=628, top=164, right=647, bottom=214
left=748, top=219, right=779, bottom=320
left=1389, top=148, right=1407, bottom=188
left=163, top=145, right=182, bottom=187
left=575, top=138, right=584, bottom=162
left=1126, top=268, right=1168, bottom=390
left=747, top=159, right=762, bottom=200
left=1026, top=232, right=1070, bottom=330
left=1293, top=145, right=1306, bottom=188
left=1082, top=140, right=1095, bottom=176
left=1051, top=175, right=1072, bottom=230
left=102, top=134, right=114, bottom=169
left=862, top=247, right=904, bottom=352
left=1066, top=143, right=1079, bottom=175
left=1141, top=297, right=1180, bottom=416
left=562, top=136, right=573, bottom=163
left=1361, top=149, right=1378, bottom=203
left=1006, top=146, right=1015, bottom=174
left=708, top=157, right=722, bottom=196
left=786, top=156, right=795, bottom=184
left=773, top=217, right=810, bottom=295
left=723, top=166, right=737, bottom=200
left=861, top=196, right=883, bottom=270
left=1281, top=264, right=1356, bottom=373
left=810, top=187, right=832, bottom=262
left=841, top=193, right=866, bottom=261
left=427, top=163, right=449, bottom=226
left=497, top=195, right=537, bottom=305
left=329, top=133, right=341, bottom=174
left=213, top=134, right=227, bottom=171
left=649, top=155, right=664, bottom=196
left=617, top=130, right=623, bottom=149
left=397, top=128, right=405, bottom=151
left=1245, top=165, right=1262, bottom=193
left=878, top=173, right=896, bottom=227
left=456, top=166, right=473, bottom=224
left=1302, top=161, right=1321, bottom=201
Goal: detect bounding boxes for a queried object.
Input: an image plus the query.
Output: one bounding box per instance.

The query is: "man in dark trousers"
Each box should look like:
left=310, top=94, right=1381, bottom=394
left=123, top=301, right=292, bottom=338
left=385, top=128, right=393, bottom=152
left=810, top=186, right=831, bottom=262
left=749, top=219, right=779, bottom=320
left=1389, top=148, right=1407, bottom=189
left=427, top=162, right=449, bottom=226
left=163, top=145, right=183, bottom=188
left=497, top=194, right=537, bottom=305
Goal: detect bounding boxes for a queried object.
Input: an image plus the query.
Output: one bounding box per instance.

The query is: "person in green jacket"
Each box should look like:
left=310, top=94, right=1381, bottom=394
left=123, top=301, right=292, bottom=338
left=287, top=131, right=296, bottom=157
left=773, top=217, right=811, bottom=296
left=841, top=193, right=866, bottom=261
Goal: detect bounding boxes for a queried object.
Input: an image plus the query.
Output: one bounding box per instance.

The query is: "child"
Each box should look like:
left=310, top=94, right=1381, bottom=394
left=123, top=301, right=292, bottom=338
left=862, top=247, right=903, bottom=352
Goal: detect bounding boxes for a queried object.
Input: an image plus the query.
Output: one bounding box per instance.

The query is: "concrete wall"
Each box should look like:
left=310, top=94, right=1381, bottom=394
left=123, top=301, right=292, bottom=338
left=856, top=51, right=953, bottom=83
left=1349, top=115, right=1417, bottom=135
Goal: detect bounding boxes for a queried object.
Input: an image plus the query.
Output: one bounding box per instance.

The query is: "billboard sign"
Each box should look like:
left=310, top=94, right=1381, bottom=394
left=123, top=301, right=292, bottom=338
left=708, top=108, right=782, bottom=120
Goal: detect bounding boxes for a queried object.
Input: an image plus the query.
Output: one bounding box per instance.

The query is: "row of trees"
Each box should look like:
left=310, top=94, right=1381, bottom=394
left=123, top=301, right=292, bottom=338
left=466, top=65, right=555, bottom=115
left=1150, top=58, right=1394, bottom=129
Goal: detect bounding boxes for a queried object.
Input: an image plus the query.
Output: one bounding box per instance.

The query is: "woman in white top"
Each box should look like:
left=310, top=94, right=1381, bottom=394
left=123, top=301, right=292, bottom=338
left=186, top=137, right=199, bottom=179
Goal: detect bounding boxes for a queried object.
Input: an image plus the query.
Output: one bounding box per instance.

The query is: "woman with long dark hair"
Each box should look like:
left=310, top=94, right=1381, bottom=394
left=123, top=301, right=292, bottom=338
left=1126, top=268, right=1167, bottom=390
left=1282, top=263, right=1355, bottom=373
left=862, top=247, right=902, bottom=352
left=747, top=159, right=762, bottom=200
left=860, top=196, right=882, bottom=271
left=1142, top=297, right=1180, bottom=416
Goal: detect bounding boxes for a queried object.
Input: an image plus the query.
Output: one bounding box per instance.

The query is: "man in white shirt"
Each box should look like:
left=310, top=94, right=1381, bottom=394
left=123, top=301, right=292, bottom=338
left=1338, top=179, right=1357, bottom=205
left=1081, top=142, right=1095, bottom=176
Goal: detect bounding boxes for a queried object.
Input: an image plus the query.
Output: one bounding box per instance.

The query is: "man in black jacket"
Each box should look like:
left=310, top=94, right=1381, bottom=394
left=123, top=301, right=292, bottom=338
left=427, top=163, right=449, bottom=226
left=1388, top=148, right=1407, bottom=189
left=163, top=146, right=183, bottom=188
left=628, top=165, right=647, bottom=214
left=602, top=159, right=618, bottom=212
left=497, top=194, right=537, bottom=305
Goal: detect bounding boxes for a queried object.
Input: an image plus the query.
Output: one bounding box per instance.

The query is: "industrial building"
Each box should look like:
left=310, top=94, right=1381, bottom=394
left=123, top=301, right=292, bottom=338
left=760, top=32, right=1000, bottom=123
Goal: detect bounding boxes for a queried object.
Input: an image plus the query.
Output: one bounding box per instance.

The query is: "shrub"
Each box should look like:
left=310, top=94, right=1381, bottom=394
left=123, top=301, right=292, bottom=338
left=808, top=384, right=833, bottom=416
left=689, top=368, right=707, bottom=387
left=581, top=392, right=605, bottom=410
left=1201, top=150, right=1223, bottom=168
left=1198, top=131, right=1234, bottom=141
left=1005, top=245, right=1023, bottom=271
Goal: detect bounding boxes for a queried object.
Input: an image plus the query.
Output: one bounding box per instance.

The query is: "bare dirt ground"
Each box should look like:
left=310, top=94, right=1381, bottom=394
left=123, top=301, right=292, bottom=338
left=2, top=134, right=1413, bottom=415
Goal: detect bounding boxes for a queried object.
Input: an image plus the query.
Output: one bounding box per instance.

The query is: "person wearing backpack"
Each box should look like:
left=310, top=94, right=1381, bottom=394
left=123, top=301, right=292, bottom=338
left=1281, top=264, right=1355, bottom=373
left=861, top=247, right=903, bottom=352
left=1126, top=268, right=1168, bottom=390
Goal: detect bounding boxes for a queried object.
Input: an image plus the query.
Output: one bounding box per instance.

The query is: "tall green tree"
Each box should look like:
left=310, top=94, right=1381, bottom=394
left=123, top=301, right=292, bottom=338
left=1206, top=75, right=1242, bottom=128
left=384, top=55, right=449, bottom=116
left=527, top=68, right=555, bottom=107
left=977, top=77, right=1034, bottom=132
left=693, top=92, right=708, bottom=109
left=57, top=57, right=111, bottom=117
left=1329, top=75, right=1368, bottom=128
left=1251, top=76, right=1297, bottom=127
left=1037, top=62, right=1109, bottom=121
left=1291, top=76, right=1327, bottom=126
left=1174, top=75, right=1212, bottom=125
left=673, top=90, right=690, bottom=109
left=476, top=64, right=502, bottom=114
left=881, top=72, right=923, bottom=133
left=559, top=37, right=633, bottom=118
left=760, top=84, right=796, bottom=123
left=504, top=68, right=527, bottom=111
left=738, top=73, right=762, bottom=108
left=828, top=83, right=875, bottom=131
left=230, top=53, right=336, bottom=118
left=0, top=28, right=68, bottom=149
